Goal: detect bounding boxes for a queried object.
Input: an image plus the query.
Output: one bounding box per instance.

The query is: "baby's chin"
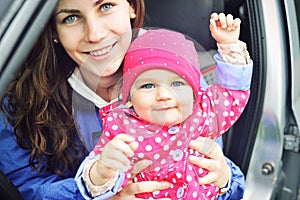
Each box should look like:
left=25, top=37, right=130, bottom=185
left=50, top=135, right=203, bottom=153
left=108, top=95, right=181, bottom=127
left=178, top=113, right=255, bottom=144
left=150, top=119, right=183, bottom=128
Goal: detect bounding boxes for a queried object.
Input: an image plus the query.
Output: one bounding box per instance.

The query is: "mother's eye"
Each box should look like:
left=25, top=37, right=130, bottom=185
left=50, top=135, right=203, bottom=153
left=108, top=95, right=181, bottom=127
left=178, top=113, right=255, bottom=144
left=62, top=15, right=78, bottom=24
left=100, top=3, right=113, bottom=12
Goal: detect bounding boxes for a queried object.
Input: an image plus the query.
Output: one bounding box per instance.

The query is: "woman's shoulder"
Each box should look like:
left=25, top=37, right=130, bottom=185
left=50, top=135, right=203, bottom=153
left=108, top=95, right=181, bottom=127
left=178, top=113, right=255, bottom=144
left=0, top=97, right=14, bottom=132
left=0, top=113, right=24, bottom=174
left=0, top=112, right=13, bottom=133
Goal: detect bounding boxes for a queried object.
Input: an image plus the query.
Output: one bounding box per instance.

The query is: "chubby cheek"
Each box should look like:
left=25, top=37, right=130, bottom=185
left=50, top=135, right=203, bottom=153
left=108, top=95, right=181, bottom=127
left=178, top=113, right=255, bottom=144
left=134, top=105, right=152, bottom=122
left=178, top=92, right=194, bottom=120
left=181, top=102, right=194, bottom=120
left=131, top=93, right=154, bottom=122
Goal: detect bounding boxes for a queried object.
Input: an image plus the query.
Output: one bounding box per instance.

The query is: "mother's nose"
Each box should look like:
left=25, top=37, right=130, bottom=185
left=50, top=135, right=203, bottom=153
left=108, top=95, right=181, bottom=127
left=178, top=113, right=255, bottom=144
left=84, top=18, right=107, bottom=43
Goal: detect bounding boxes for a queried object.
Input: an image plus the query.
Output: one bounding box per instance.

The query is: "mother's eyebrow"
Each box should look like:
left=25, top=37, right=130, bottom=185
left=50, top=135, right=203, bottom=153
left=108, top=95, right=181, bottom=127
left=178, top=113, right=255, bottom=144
left=55, top=0, right=103, bottom=16
left=55, top=9, right=80, bottom=16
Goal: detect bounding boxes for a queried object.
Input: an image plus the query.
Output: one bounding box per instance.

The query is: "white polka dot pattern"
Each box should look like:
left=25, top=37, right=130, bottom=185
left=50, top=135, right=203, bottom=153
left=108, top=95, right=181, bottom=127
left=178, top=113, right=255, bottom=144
left=90, top=75, right=251, bottom=199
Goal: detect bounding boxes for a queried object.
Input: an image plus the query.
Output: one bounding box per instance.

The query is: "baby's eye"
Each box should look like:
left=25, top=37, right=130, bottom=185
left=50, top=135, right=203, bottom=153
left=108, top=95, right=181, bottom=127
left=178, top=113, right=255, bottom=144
left=62, top=15, right=78, bottom=24
left=171, top=81, right=184, bottom=87
left=141, top=83, right=155, bottom=89
left=100, top=3, right=113, bottom=12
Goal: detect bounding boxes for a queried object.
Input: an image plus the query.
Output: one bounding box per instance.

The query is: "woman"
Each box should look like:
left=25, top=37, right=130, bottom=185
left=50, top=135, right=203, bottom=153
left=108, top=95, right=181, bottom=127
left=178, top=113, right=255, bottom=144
left=0, top=0, right=244, bottom=199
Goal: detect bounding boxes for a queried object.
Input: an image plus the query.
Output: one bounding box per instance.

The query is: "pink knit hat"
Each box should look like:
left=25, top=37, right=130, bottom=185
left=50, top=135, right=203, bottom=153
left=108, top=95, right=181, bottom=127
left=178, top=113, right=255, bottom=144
left=122, top=29, right=201, bottom=103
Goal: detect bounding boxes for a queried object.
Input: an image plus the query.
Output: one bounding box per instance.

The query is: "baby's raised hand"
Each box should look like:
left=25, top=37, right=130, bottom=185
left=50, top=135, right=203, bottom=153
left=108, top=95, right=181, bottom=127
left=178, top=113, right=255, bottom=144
left=209, top=13, right=241, bottom=44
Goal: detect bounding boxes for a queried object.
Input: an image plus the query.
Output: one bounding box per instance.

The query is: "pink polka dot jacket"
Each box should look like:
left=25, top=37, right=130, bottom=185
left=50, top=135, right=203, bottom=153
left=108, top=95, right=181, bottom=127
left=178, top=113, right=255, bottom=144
left=91, top=84, right=250, bottom=200
left=90, top=29, right=252, bottom=199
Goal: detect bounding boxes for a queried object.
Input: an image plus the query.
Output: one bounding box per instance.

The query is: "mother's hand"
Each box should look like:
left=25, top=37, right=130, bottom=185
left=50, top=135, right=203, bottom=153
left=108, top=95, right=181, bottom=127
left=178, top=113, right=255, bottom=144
left=188, top=136, right=231, bottom=188
left=109, top=160, right=171, bottom=200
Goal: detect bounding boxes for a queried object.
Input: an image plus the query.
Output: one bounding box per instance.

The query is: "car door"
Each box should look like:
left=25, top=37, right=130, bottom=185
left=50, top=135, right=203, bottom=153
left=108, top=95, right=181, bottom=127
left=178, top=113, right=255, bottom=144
left=0, top=1, right=57, bottom=198
left=241, top=0, right=300, bottom=199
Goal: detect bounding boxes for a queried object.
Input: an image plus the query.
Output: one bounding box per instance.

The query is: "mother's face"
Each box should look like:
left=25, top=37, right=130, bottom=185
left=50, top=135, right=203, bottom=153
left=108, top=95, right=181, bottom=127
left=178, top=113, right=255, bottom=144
left=54, top=0, right=134, bottom=77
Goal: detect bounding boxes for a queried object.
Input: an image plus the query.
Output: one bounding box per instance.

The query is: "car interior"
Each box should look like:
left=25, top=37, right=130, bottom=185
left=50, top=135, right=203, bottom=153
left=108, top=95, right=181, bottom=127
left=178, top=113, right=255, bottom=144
left=1, top=0, right=300, bottom=199
left=0, top=0, right=261, bottom=199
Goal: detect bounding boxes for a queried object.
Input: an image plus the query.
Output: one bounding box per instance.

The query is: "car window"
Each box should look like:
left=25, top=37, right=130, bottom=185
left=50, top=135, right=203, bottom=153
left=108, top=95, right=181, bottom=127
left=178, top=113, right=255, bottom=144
left=0, top=0, right=24, bottom=39
left=0, top=0, right=15, bottom=21
left=0, top=0, right=58, bottom=98
left=0, top=0, right=13, bottom=19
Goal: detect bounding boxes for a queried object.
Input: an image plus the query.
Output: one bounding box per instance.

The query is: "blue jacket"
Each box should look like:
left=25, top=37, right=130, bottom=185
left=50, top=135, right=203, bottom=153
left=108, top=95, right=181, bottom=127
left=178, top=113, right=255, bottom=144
left=0, top=54, right=251, bottom=199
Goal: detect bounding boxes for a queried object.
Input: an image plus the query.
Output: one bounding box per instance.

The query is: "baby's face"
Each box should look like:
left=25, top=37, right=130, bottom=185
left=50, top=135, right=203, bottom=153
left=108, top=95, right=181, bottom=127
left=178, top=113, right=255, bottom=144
left=130, top=69, right=194, bottom=126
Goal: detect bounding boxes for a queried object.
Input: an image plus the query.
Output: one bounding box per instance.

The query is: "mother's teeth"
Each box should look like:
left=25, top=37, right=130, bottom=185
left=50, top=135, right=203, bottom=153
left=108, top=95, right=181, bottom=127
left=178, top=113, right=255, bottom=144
left=90, top=46, right=112, bottom=56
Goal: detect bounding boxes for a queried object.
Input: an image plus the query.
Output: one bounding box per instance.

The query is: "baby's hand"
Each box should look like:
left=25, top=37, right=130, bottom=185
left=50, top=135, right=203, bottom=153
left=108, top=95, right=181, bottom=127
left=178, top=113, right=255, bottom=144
left=209, top=13, right=241, bottom=44
left=98, top=134, right=139, bottom=178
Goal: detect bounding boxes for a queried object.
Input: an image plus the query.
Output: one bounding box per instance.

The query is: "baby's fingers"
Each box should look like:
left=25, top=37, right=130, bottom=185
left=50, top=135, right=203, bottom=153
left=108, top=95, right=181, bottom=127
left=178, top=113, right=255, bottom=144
left=232, top=18, right=241, bottom=30
left=100, top=134, right=138, bottom=171
left=209, top=18, right=217, bottom=33
left=225, top=14, right=234, bottom=30
left=101, top=146, right=131, bottom=167
left=210, top=12, right=219, bottom=21
left=111, top=134, right=138, bottom=157
left=131, top=160, right=152, bottom=174
left=217, top=13, right=227, bottom=28
left=211, top=13, right=240, bottom=30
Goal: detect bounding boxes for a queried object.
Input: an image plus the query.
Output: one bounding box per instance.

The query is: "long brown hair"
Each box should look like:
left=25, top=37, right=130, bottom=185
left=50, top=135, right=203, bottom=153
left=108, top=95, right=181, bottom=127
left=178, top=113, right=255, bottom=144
left=0, top=0, right=145, bottom=176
